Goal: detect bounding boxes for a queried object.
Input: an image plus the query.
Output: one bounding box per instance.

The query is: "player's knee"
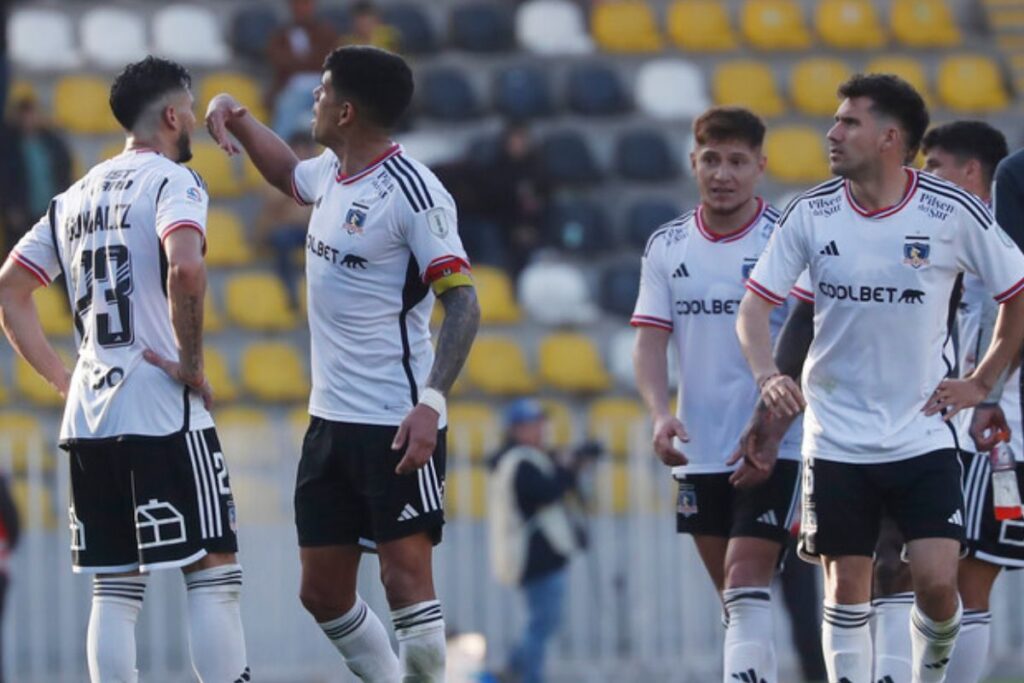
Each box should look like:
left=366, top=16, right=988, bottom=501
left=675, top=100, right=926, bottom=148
left=914, top=579, right=958, bottom=615
left=299, top=579, right=356, bottom=621
left=724, top=558, right=773, bottom=589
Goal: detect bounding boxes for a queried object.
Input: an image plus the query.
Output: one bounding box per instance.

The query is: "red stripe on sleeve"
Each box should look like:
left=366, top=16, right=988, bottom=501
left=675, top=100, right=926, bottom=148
left=10, top=252, right=50, bottom=286
left=745, top=278, right=786, bottom=305
left=995, top=276, right=1024, bottom=303
left=790, top=286, right=814, bottom=303
left=630, top=314, right=673, bottom=331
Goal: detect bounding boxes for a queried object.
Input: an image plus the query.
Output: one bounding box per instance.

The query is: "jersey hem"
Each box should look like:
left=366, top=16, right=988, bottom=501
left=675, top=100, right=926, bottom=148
left=670, top=452, right=802, bottom=477
left=994, top=276, right=1024, bottom=303
left=308, top=407, right=448, bottom=430
left=10, top=251, right=51, bottom=286
left=746, top=278, right=785, bottom=305
left=630, top=315, right=673, bottom=331
left=803, top=443, right=956, bottom=465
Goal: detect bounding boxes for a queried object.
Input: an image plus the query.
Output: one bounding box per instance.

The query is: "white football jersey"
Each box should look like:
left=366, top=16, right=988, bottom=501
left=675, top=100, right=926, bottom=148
left=748, top=169, right=1024, bottom=464
left=632, top=198, right=802, bottom=475
left=10, top=149, right=214, bottom=443
left=291, top=144, right=469, bottom=426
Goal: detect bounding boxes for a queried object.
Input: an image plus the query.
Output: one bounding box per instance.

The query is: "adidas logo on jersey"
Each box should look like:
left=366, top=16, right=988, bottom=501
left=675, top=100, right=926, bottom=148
left=924, top=657, right=950, bottom=670
left=947, top=510, right=963, bottom=526
left=397, top=504, right=419, bottom=522
left=672, top=262, right=689, bottom=278
left=820, top=240, right=840, bottom=256
left=756, top=510, right=779, bottom=526
left=731, top=669, right=766, bottom=683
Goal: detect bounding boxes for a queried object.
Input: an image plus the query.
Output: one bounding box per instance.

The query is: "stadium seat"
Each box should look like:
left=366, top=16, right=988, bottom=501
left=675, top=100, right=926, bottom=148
left=214, top=407, right=278, bottom=464
left=615, top=129, right=679, bottom=182
left=544, top=199, right=612, bottom=254
left=937, top=55, right=1009, bottom=113
left=815, top=0, right=885, bottom=49
left=740, top=0, right=812, bottom=50
left=599, top=262, right=642, bottom=317
left=566, top=62, right=630, bottom=116
left=493, top=64, right=554, bottom=120
left=607, top=327, right=638, bottom=388
left=153, top=5, right=229, bottom=66
left=80, top=7, right=147, bottom=68
left=231, top=473, right=287, bottom=523
left=451, top=2, right=515, bottom=52
left=204, top=290, right=225, bottom=333
left=54, top=75, right=121, bottom=135
left=473, top=266, right=522, bottom=324
left=539, top=131, right=602, bottom=185
left=382, top=3, right=438, bottom=54
left=447, top=402, right=500, bottom=461
left=230, top=4, right=281, bottom=60
left=765, top=126, right=830, bottom=183
left=12, top=478, right=57, bottom=530
left=592, top=0, right=664, bottom=53
left=668, top=0, right=736, bottom=51
left=587, top=397, right=645, bottom=459
left=713, top=61, right=785, bottom=118
left=205, top=208, right=254, bottom=268
left=446, top=467, right=487, bottom=518
left=465, top=336, right=537, bottom=396
left=518, top=261, right=600, bottom=325
left=625, top=198, right=682, bottom=249
left=890, top=0, right=960, bottom=48
left=603, top=462, right=631, bottom=514
left=791, top=58, right=852, bottom=117
left=419, top=67, right=480, bottom=121
left=15, top=351, right=73, bottom=408
left=188, top=143, right=242, bottom=199
left=516, top=0, right=593, bottom=54
left=0, top=412, right=48, bottom=475
left=9, top=8, right=81, bottom=69
left=635, top=59, right=710, bottom=120
left=200, top=72, right=268, bottom=124
left=538, top=399, right=575, bottom=449
left=539, top=333, right=611, bottom=393
left=204, top=346, right=238, bottom=403
left=33, top=285, right=72, bottom=337
left=224, top=272, right=297, bottom=331
left=865, top=55, right=932, bottom=104
left=240, top=342, right=308, bottom=402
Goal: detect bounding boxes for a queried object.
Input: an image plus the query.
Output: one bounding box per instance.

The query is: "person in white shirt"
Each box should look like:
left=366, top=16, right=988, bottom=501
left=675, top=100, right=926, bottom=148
left=736, top=74, right=1024, bottom=683
left=0, top=56, right=247, bottom=683
left=632, top=107, right=802, bottom=683
left=206, top=46, right=480, bottom=682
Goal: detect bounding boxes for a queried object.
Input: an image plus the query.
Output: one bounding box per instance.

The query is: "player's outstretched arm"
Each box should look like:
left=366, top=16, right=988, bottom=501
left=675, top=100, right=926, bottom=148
left=737, top=292, right=805, bottom=418
left=632, top=326, right=687, bottom=467
left=205, top=94, right=298, bottom=198
left=0, top=259, right=70, bottom=398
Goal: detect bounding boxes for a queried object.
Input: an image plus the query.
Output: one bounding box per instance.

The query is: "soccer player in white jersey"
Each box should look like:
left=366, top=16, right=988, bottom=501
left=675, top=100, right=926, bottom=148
left=0, top=57, right=248, bottom=682
left=205, top=46, right=480, bottom=682
left=736, top=74, right=1024, bottom=683
left=632, top=107, right=802, bottom=683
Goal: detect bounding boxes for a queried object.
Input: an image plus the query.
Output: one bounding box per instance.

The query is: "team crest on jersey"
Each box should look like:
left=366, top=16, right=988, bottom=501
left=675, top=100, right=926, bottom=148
left=902, top=236, right=930, bottom=268
left=741, top=257, right=758, bottom=280
left=185, top=187, right=203, bottom=203
left=677, top=483, right=698, bottom=518
left=344, top=204, right=369, bottom=235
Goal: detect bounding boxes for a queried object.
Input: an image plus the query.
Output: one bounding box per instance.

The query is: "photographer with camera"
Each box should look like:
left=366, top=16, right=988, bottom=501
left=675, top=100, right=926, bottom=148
left=488, top=398, right=590, bottom=683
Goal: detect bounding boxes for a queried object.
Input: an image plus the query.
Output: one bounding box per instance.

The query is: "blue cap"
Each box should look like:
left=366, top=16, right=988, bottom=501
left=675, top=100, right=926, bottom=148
left=503, top=398, right=546, bottom=427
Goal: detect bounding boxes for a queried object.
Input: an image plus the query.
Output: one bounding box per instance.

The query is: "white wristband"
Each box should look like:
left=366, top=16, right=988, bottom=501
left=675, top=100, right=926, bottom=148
left=418, top=387, right=446, bottom=421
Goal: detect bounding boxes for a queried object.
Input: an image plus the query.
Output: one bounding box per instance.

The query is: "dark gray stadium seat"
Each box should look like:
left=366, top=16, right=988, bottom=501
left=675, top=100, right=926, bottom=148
left=316, top=6, right=350, bottom=34
left=599, top=261, right=642, bottom=316
left=615, top=129, right=679, bottom=181
left=539, top=131, right=602, bottom=185
left=230, top=5, right=280, bottom=60
left=383, top=4, right=438, bottom=54
left=626, top=198, right=683, bottom=249
left=420, top=67, right=481, bottom=120
left=566, top=62, right=630, bottom=116
left=451, top=2, right=515, bottom=52
left=544, top=199, right=612, bottom=254
left=493, top=64, right=554, bottom=119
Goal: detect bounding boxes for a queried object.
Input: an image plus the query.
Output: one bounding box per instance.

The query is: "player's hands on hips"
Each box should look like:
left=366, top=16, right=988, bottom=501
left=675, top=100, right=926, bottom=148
left=393, top=403, right=439, bottom=475
left=923, top=377, right=987, bottom=420
left=727, top=406, right=783, bottom=490
left=759, top=373, right=805, bottom=418
left=970, top=403, right=1010, bottom=452
left=205, top=94, right=247, bottom=156
left=651, top=414, right=688, bottom=467
left=143, top=349, right=213, bottom=410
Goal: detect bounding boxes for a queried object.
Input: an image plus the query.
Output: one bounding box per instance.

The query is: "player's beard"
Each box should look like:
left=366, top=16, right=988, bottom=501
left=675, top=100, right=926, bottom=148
left=176, top=129, right=193, bottom=163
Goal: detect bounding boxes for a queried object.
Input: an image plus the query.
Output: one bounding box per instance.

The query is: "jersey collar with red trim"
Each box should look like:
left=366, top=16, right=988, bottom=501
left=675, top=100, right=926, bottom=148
left=694, top=197, right=766, bottom=243
left=335, top=143, right=402, bottom=184
left=843, top=168, right=919, bottom=219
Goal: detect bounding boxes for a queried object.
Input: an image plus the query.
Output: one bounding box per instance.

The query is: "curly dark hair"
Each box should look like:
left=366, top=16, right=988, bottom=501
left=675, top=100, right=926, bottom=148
left=922, top=120, right=1008, bottom=186
left=838, top=73, right=929, bottom=156
left=323, top=46, right=413, bottom=129
left=109, top=56, right=192, bottom=131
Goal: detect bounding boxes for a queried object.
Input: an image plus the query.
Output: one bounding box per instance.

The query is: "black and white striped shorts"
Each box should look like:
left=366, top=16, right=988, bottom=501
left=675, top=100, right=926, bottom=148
left=962, top=450, right=1024, bottom=568
left=68, top=427, right=238, bottom=574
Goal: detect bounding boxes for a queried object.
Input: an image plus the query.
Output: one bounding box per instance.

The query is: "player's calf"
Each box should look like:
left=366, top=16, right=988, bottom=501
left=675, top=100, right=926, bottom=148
left=87, top=574, right=148, bottom=683
left=380, top=534, right=445, bottom=682
left=183, top=555, right=248, bottom=683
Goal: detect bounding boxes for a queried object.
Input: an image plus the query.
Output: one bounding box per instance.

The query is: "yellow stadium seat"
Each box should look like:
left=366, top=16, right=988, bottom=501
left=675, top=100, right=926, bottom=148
left=205, top=207, right=254, bottom=267
left=587, top=397, right=645, bottom=459
left=446, top=466, right=487, bottom=519
left=713, top=60, right=786, bottom=117
left=199, top=71, right=268, bottom=124
left=667, top=1, right=736, bottom=51
left=740, top=0, right=812, bottom=50
left=865, top=55, right=932, bottom=104
left=538, top=399, right=574, bottom=450
left=231, top=473, right=286, bottom=523
left=538, top=333, right=611, bottom=393
left=33, top=285, right=72, bottom=337
left=204, top=346, right=238, bottom=402
left=791, top=57, right=852, bottom=116
left=240, top=342, right=309, bottom=402
left=765, top=126, right=831, bottom=184
left=592, top=0, right=664, bottom=53
left=473, top=266, right=521, bottom=324
left=188, top=142, right=242, bottom=199
left=0, top=367, right=9, bottom=406
left=937, top=55, right=1009, bottom=113
left=0, top=412, right=49, bottom=474
left=224, top=272, right=297, bottom=331
left=214, top=406, right=281, bottom=464
left=12, top=477, right=57, bottom=529
left=289, top=405, right=311, bottom=442
left=465, top=336, right=537, bottom=396
left=53, top=75, right=121, bottom=135
left=815, top=0, right=885, bottom=49
left=447, top=402, right=500, bottom=462
left=890, top=0, right=960, bottom=48
left=595, top=462, right=630, bottom=515
left=204, top=289, right=225, bottom=333
left=15, top=349, right=73, bottom=407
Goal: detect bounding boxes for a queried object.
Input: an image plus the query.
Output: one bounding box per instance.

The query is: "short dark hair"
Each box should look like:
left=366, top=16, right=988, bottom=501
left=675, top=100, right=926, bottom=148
left=323, top=46, right=412, bottom=129
left=837, top=73, right=929, bottom=155
left=693, top=107, right=766, bottom=149
left=109, top=56, right=192, bottom=131
left=922, top=120, right=1008, bottom=185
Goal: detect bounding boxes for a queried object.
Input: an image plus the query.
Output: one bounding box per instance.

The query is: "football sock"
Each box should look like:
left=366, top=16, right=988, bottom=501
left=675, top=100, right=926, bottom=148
left=872, top=592, right=913, bottom=683
left=319, top=595, right=400, bottom=682
left=87, top=575, right=147, bottom=683
left=392, top=599, right=446, bottom=682
left=943, top=609, right=990, bottom=683
left=184, top=564, right=249, bottom=683
left=822, top=601, right=872, bottom=683
left=722, top=587, right=775, bottom=683
left=911, top=599, right=961, bottom=683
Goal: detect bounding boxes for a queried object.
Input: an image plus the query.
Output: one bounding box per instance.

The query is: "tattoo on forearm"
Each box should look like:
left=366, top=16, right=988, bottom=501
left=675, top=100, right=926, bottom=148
left=171, top=290, right=204, bottom=379
left=427, top=286, right=480, bottom=394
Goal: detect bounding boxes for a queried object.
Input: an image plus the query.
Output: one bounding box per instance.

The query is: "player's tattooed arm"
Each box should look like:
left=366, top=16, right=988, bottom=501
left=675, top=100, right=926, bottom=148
left=427, top=285, right=481, bottom=394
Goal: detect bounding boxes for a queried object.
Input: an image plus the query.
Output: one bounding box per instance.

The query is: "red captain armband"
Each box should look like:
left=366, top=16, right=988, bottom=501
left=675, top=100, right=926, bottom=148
left=425, top=256, right=473, bottom=295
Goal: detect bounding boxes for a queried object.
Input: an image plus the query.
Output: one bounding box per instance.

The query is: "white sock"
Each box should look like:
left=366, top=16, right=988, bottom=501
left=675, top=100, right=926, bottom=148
left=722, top=587, right=775, bottom=683
left=392, top=600, right=446, bottom=682
left=911, top=599, right=962, bottom=683
left=87, top=575, right=147, bottom=683
left=872, top=592, right=913, bottom=683
left=184, top=564, right=249, bottom=683
left=319, top=596, right=400, bottom=682
left=822, top=601, right=873, bottom=683
left=942, top=609, right=989, bottom=683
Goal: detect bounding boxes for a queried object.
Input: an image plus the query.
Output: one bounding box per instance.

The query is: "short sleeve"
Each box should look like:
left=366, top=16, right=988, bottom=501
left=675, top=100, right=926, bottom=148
left=957, top=207, right=1024, bottom=304
left=746, top=203, right=811, bottom=306
left=630, top=235, right=673, bottom=331
left=396, top=187, right=472, bottom=295
left=291, top=150, right=335, bottom=206
left=10, top=213, right=60, bottom=286
left=791, top=269, right=814, bottom=303
left=155, top=169, right=208, bottom=245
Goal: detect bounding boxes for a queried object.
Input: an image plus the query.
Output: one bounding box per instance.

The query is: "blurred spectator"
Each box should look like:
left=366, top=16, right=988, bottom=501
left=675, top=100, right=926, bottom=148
left=254, top=133, right=317, bottom=309
left=339, top=1, right=399, bottom=52
left=267, top=0, right=338, bottom=137
left=0, top=472, right=20, bottom=683
left=0, top=89, right=72, bottom=252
